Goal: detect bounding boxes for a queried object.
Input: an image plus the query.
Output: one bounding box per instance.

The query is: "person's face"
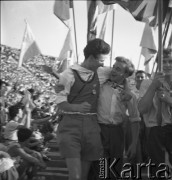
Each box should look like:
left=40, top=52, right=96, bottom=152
left=163, top=57, right=172, bottom=75
left=135, top=73, right=145, bottom=84
left=110, top=61, right=127, bottom=83
left=92, top=54, right=110, bottom=70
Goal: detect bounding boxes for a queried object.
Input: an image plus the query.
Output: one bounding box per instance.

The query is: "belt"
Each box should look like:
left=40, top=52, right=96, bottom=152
left=63, top=112, right=97, bottom=116
left=99, top=123, right=122, bottom=127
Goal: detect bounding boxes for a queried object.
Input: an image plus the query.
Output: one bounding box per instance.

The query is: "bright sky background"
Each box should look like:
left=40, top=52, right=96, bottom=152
left=1, top=0, right=148, bottom=69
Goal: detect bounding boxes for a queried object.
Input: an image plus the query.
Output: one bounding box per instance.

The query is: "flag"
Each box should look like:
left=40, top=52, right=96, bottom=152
left=57, top=59, right=69, bottom=73
left=87, top=0, right=114, bottom=41
left=167, top=31, right=172, bottom=48
left=53, top=0, right=72, bottom=27
left=18, top=21, right=41, bottom=68
left=102, top=0, right=170, bottom=26
left=140, top=23, right=157, bottom=74
left=99, top=12, right=108, bottom=40
left=57, top=29, right=75, bottom=72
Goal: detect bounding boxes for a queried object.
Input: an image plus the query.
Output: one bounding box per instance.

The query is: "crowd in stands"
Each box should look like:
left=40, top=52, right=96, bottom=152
left=0, top=78, right=60, bottom=180
left=0, top=44, right=61, bottom=180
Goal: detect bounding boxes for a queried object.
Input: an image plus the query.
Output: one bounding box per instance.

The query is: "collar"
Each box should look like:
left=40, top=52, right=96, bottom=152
left=107, top=80, right=124, bottom=90
left=71, top=64, right=94, bottom=74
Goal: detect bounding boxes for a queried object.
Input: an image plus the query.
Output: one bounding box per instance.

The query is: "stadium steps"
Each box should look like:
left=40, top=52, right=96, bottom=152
left=36, top=138, right=68, bottom=180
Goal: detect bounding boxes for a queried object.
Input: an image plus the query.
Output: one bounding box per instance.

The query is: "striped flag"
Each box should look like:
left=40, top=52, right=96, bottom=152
left=18, top=21, right=41, bottom=68
left=102, top=0, right=170, bottom=26
left=87, top=0, right=114, bottom=41
left=53, top=0, right=73, bottom=27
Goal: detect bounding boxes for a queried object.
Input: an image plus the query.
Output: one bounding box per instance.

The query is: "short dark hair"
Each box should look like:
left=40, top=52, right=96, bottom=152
left=17, top=127, right=33, bottom=142
left=8, top=102, right=24, bottom=120
left=135, top=70, right=145, bottom=76
left=115, top=56, right=135, bottom=77
left=83, top=38, right=110, bottom=59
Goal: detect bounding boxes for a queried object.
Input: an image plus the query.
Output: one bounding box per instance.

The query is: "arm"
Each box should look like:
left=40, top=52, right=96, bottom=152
left=32, top=116, right=52, bottom=124
left=42, top=65, right=60, bottom=79
left=18, top=104, right=31, bottom=128
left=138, top=82, right=156, bottom=114
left=15, top=147, right=45, bottom=168
left=126, top=93, right=140, bottom=160
left=138, top=74, right=164, bottom=114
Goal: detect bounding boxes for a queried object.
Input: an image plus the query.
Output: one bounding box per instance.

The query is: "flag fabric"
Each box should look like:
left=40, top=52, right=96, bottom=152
left=57, top=59, right=69, bottom=73
left=140, top=22, right=157, bottom=73
left=18, top=22, right=41, bottom=68
left=167, top=31, right=172, bottom=48
left=98, top=12, right=108, bottom=40
left=102, top=0, right=170, bottom=26
left=57, top=29, right=75, bottom=72
left=53, top=0, right=72, bottom=27
left=87, top=0, right=114, bottom=41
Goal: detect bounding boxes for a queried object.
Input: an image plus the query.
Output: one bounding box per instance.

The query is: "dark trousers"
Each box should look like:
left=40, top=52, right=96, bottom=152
left=88, top=123, right=124, bottom=180
left=147, top=125, right=172, bottom=179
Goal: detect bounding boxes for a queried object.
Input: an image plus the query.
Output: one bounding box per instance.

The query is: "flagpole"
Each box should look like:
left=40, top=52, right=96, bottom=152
left=71, top=0, right=79, bottom=64
left=157, top=0, right=163, bottom=72
left=163, top=9, right=172, bottom=46
left=137, top=53, right=142, bottom=70
left=110, top=9, right=115, bottom=67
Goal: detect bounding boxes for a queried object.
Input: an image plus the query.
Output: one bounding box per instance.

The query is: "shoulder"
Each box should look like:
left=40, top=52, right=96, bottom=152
left=8, top=142, right=21, bottom=152
left=58, top=66, right=75, bottom=85
left=6, top=121, right=18, bottom=130
left=97, top=66, right=112, bottom=85
left=97, top=66, right=111, bottom=75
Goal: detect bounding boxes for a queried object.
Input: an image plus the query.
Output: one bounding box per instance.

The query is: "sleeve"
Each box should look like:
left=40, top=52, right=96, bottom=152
left=139, top=79, right=152, bottom=98
left=127, top=93, right=141, bottom=122
left=97, top=67, right=111, bottom=85
left=55, top=68, right=75, bottom=104
left=7, top=122, right=19, bottom=131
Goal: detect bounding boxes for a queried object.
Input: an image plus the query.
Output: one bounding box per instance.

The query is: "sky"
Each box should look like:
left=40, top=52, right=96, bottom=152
left=1, top=0, right=148, bottom=69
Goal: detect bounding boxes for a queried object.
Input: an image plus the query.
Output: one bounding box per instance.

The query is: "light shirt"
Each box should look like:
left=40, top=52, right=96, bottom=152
left=139, top=79, right=172, bottom=127
left=98, top=81, right=140, bottom=125
left=55, top=64, right=111, bottom=104
left=4, top=120, right=19, bottom=141
left=0, top=157, right=15, bottom=173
